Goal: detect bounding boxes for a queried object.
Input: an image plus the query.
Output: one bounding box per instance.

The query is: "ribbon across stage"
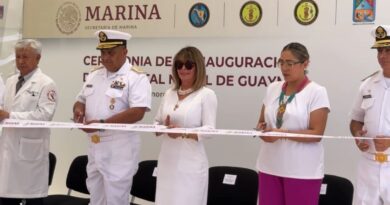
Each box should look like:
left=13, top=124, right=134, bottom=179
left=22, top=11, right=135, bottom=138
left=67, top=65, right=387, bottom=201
left=0, top=119, right=370, bottom=140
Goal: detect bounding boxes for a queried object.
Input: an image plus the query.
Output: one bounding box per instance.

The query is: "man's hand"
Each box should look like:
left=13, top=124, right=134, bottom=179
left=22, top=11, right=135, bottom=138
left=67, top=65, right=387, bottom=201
left=374, top=135, right=390, bottom=152
left=354, top=130, right=369, bottom=152
left=0, top=110, right=10, bottom=121
left=80, top=119, right=101, bottom=133
left=73, top=102, right=85, bottom=123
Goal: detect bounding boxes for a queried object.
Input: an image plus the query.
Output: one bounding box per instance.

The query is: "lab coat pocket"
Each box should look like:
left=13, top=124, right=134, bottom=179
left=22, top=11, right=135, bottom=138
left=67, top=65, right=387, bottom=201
left=361, top=98, right=374, bottom=110
left=19, top=89, right=40, bottom=109
left=19, top=137, right=44, bottom=161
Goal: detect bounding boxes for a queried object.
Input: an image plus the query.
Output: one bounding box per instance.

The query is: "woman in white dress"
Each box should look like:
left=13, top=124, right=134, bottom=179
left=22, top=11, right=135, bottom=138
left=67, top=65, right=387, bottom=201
left=154, top=46, right=218, bottom=205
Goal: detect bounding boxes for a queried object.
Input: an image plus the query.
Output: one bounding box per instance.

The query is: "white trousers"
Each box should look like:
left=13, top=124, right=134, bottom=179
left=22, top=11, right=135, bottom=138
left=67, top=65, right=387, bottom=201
left=86, top=136, right=140, bottom=205
left=354, top=156, right=390, bottom=205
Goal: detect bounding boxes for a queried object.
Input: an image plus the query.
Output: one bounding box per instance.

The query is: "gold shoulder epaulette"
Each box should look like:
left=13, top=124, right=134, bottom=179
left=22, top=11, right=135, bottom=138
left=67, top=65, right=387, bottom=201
left=361, top=70, right=379, bottom=81
left=131, top=65, right=145, bottom=74
left=90, top=66, right=104, bottom=73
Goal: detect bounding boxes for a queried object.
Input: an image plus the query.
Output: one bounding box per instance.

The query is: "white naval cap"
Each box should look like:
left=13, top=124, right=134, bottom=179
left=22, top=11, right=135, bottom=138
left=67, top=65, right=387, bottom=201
left=94, top=30, right=132, bottom=50
left=371, top=25, right=390, bottom=49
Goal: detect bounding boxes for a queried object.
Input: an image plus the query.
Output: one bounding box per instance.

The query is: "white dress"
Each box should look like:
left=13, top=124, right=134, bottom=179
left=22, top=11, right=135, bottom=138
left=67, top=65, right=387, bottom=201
left=154, top=87, right=217, bottom=205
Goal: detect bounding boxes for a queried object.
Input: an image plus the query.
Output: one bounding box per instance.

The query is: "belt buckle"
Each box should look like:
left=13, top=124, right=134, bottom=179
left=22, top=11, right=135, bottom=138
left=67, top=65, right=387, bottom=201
left=91, top=135, right=100, bottom=144
left=375, top=152, right=388, bottom=163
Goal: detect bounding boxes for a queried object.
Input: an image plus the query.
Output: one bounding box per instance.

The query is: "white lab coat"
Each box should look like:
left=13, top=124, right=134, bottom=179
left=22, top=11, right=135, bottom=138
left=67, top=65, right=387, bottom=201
left=0, top=68, right=58, bottom=198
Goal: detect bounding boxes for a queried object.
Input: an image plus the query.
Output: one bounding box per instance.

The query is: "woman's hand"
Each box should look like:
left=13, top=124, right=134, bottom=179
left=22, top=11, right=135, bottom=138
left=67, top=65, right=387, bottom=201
left=260, top=127, right=283, bottom=143
left=164, top=115, right=182, bottom=139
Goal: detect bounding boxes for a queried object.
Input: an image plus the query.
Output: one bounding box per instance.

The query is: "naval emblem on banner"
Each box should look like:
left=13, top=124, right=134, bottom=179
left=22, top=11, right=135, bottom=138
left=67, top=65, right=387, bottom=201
left=352, top=0, right=375, bottom=24
left=240, top=1, right=262, bottom=27
left=189, top=2, right=210, bottom=28
left=56, top=1, right=81, bottom=35
left=294, top=0, right=319, bottom=26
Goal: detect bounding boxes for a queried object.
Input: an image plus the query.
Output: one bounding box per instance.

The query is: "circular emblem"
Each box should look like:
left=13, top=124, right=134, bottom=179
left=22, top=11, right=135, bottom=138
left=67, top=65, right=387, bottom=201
left=294, top=0, right=318, bottom=26
left=99, top=32, right=107, bottom=42
left=47, top=90, right=57, bottom=102
left=189, top=3, right=210, bottom=28
left=240, top=1, right=262, bottom=27
left=376, top=26, right=387, bottom=39
left=56, top=2, right=81, bottom=35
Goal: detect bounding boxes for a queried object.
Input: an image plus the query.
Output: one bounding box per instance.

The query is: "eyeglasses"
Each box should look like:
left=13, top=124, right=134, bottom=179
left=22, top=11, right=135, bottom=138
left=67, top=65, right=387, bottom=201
left=174, top=60, right=196, bottom=70
left=277, top=59, right=302, bottom=69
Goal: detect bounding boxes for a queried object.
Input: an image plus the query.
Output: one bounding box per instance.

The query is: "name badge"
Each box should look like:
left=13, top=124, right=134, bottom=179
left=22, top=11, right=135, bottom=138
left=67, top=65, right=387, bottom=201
left=363, top=94, right=372, bottom=99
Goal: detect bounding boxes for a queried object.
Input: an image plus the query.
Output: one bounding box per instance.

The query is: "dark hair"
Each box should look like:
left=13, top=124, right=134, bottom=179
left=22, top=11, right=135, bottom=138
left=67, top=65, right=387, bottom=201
left=171, top=46, right=206, bottom=91
left=282, top=42, right=310, bottom=63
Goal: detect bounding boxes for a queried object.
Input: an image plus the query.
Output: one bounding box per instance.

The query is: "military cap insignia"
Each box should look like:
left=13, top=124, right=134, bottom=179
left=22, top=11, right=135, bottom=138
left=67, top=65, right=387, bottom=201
left=99, top=31, right=107, bottom=42
left=376, top=26, right=387, bottom=39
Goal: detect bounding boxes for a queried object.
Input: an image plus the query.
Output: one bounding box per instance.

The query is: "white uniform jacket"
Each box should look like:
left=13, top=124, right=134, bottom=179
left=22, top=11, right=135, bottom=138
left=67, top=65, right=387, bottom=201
left=351, top=71, right=390, bottom=154
left=76, top=60, right=151, bottom=205
left=350, top=71, right=390, bottom=205
left=0, top=68, right=58, bottom=198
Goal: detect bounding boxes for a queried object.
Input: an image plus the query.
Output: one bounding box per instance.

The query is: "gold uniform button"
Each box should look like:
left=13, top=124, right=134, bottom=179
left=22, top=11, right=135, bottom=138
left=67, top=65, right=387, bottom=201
left=375, top=152, right=388, bottom=163
left=91, top=135, right=101, bottom=144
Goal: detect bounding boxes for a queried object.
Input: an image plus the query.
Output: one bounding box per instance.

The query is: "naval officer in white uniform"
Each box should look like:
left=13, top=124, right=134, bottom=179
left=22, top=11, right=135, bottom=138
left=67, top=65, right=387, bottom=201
left=350, top=25, right=390, bottom=205
left=73, top=30, right=151, bottom=205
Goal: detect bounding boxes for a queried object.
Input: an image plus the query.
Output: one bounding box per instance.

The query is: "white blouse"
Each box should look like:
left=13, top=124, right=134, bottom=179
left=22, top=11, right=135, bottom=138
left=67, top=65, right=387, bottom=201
left=256, top=81, right=330, bottom=179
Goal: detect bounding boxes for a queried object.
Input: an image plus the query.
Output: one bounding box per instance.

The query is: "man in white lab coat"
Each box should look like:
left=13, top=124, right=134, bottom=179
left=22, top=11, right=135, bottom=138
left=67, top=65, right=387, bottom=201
left=0, top=39, right=58, bottom=205
left=73, top=30, right=151, bottom=205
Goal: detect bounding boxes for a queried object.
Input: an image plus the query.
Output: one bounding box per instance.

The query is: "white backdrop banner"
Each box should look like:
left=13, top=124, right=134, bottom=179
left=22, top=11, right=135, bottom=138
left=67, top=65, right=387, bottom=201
left=23, top=0, right=340, bottom=38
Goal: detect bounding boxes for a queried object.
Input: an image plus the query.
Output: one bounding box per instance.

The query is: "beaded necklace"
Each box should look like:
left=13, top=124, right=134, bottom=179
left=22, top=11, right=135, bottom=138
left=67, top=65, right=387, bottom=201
left=178, top=87, right=194, bottom=96
left=276, top=76, right=310, bottom=129
left=174, top=87, right=194, bottom=111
